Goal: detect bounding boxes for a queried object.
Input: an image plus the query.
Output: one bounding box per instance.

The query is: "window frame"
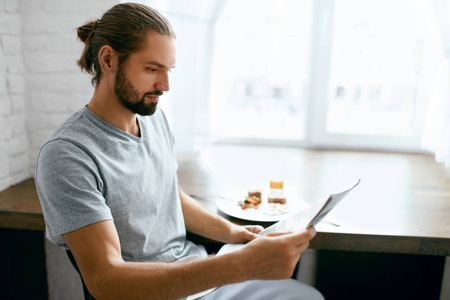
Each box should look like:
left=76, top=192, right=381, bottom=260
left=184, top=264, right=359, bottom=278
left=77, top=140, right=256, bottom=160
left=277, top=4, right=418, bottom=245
left=212, top=0, right=434, bottom=153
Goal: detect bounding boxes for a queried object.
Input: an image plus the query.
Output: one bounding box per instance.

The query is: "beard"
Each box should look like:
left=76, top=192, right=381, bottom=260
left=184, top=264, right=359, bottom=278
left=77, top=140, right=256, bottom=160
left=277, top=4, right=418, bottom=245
left=114, top=66, right=162, bottom=116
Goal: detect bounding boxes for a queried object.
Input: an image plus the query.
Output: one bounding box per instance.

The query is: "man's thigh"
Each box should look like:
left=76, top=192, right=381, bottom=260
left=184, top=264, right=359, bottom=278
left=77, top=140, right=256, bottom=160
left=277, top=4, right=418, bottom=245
left=204, top=279, right=324, bottom=300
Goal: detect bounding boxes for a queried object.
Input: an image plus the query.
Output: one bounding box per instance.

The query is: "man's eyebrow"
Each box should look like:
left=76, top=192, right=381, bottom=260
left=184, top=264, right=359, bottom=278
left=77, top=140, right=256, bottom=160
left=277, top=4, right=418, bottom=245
left=145, top=61, right=176, bottom=69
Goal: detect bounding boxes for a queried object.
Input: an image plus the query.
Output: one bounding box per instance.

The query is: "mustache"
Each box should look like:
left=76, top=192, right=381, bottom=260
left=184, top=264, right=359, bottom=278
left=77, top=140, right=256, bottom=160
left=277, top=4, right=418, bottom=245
left=145, top=90, right=163, bottom=96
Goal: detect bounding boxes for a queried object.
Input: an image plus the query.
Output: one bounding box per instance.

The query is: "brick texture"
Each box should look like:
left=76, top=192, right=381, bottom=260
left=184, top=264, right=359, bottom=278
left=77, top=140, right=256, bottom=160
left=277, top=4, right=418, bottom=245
left=0, top=0, right=26, bottom=191
left=0, top=0, right=116, bottom=192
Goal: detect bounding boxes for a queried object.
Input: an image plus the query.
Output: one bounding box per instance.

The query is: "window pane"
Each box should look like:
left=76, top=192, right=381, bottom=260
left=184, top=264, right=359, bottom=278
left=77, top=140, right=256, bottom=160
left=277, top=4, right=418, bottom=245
left=327, top=0, right=424, bottom=136
left=209, top=0, right=312, bottom=140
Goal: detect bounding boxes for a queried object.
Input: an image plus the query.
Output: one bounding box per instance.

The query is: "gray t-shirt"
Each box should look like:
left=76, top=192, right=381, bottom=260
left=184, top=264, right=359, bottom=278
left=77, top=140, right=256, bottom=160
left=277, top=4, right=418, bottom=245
left=35, top=106, right=206, bottom=262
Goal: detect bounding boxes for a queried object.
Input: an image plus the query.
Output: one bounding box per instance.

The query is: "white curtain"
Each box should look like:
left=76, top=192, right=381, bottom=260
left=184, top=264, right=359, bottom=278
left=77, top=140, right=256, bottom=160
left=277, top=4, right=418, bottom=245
left=421, top=0, right=450, bottom=167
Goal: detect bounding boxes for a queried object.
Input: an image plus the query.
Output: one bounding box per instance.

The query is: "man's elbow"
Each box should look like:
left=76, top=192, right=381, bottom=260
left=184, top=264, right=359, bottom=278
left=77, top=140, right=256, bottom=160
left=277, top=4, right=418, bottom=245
left=83, top=270, right=110, bottom=299
left=82, top=261, right=124, bottom=299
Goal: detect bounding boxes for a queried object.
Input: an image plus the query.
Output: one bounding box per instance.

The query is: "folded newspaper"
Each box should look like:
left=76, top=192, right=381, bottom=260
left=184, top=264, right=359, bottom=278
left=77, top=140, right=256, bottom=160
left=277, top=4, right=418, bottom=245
left=187, top=179, right=361, bottom=300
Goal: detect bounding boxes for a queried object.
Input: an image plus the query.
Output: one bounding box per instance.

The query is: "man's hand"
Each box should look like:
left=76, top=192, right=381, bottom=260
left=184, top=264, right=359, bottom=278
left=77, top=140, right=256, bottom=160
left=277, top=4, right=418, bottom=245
left=232, top=227, right=317, bottom=280
left=227, top=225, right=264, bottom=244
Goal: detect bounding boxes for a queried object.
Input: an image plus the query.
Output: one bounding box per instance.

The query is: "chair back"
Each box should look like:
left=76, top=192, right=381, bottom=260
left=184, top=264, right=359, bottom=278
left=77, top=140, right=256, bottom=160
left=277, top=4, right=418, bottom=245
left=66, top=250, right=96, bottom=300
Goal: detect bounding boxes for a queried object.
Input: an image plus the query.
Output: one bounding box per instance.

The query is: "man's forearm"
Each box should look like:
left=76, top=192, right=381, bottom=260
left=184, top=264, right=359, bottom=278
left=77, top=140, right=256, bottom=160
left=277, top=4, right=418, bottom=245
left=87, top=250, right=245, bottom=300
left=88, top=228, right=316, bottom=300
left=66, top=219, right=316, bottom=300
left=64, top=219, right=248, bottom=300
left=179, top=187, right=235, bottom=243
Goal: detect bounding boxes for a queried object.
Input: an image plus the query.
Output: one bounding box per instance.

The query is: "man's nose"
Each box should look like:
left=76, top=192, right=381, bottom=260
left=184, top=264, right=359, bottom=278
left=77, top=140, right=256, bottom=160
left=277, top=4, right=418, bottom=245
left=155, top=72, right=170, bottom=92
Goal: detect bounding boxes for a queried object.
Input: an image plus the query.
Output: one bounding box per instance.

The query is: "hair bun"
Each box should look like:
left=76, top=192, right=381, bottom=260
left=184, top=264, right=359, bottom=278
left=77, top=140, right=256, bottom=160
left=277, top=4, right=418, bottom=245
left=77, top=20, right=98, bottom=43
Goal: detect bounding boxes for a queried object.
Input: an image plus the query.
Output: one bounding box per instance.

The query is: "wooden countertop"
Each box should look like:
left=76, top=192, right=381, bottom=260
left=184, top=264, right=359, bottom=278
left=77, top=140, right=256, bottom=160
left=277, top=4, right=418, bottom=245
left=177, top=145, right=450, bottom=256
left=0, top=179, right=44, bottom=231
left=1, top=144, right=449, bottom=256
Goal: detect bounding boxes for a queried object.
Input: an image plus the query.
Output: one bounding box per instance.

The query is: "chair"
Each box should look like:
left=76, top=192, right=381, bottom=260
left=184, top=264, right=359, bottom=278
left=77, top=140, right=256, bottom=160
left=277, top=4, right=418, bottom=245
left=66, top=250, right=96, bottom=300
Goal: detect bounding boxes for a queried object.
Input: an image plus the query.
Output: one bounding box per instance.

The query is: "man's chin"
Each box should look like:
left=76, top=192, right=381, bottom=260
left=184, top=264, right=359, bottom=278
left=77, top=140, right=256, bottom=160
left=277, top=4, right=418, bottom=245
left=136, top=103, right=158, bottom=116
left=119, top=97, right=158, bottom=116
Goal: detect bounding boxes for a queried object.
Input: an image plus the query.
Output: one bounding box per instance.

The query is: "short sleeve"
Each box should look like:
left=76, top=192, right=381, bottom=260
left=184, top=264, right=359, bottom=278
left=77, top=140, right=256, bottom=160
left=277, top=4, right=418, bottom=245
left=35, top=139, right=113, bottom=248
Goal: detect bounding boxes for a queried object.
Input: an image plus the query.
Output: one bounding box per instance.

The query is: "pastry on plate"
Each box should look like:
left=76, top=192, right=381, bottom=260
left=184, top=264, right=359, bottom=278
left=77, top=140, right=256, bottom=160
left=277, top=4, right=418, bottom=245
left=268, top=194, right=287, bottom=204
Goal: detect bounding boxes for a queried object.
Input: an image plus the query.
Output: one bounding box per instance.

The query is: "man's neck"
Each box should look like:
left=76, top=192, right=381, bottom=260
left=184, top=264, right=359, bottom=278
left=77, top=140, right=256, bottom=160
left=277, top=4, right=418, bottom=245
left=87, top=85, right=140, bottom=137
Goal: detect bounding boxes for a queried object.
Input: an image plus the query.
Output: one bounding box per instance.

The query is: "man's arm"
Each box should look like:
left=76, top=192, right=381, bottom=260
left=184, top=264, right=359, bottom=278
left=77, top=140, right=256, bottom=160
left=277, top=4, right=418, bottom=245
left=63, top=219, right=316, bottom=300
left=178, top=185, right=262, bottom=244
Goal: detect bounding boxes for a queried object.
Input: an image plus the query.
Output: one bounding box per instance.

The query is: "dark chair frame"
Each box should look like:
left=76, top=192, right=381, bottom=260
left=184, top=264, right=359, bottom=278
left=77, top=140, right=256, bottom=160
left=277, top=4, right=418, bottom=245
left=66, top=250, right=96, bottom=300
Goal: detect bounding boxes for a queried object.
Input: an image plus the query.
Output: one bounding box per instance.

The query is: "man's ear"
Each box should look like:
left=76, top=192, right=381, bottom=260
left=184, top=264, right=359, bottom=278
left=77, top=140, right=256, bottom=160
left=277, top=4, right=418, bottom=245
left=98, top=45, right=117, bottom=74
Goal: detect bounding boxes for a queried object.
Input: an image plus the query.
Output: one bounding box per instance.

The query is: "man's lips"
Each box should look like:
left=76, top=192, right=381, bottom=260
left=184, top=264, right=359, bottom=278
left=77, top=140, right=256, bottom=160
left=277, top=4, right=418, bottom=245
left=145, top=95, right=159, bottom=102
left=145, top=91, right=163, bottom=102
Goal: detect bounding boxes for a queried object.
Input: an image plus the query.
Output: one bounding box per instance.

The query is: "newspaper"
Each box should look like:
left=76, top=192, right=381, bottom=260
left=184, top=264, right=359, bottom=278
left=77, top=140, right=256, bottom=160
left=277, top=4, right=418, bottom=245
left=187, top=179, right=361, bottom=299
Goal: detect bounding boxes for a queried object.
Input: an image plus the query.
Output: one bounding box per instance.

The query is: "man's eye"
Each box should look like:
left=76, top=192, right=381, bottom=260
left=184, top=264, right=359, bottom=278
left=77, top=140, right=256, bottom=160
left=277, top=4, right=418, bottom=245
left=148, top=68, right=158, bottom=72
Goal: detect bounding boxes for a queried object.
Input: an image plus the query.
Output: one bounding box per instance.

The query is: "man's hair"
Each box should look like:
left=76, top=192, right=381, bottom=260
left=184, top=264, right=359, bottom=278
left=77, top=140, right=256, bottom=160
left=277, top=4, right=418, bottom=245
left=76, top=3, right=175, bottom=86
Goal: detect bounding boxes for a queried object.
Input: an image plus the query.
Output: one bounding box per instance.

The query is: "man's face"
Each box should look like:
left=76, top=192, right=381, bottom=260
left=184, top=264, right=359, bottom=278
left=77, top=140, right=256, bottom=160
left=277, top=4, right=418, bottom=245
left=114, top=33, right=176, bottom=116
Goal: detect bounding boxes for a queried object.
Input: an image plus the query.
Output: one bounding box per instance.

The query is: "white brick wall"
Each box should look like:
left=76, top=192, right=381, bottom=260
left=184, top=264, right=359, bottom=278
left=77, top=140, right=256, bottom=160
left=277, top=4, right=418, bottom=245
left=0, top=0, right=118, bottom=191
left=22, top=0, right=117, bottom=176
left=0, top=0, right=27, bottom=191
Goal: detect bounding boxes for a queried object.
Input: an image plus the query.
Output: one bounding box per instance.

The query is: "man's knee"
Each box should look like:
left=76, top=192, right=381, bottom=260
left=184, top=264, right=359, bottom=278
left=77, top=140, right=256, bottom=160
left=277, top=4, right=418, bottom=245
left=273, top=279, right=324, bottom=300
left=206, top=279, right=324, bottom=300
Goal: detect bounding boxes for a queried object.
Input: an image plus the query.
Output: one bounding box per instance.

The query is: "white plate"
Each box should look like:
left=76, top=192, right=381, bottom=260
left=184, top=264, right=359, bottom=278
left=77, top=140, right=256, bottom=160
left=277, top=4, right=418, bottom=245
left=216, top=197, right=309, bottom=222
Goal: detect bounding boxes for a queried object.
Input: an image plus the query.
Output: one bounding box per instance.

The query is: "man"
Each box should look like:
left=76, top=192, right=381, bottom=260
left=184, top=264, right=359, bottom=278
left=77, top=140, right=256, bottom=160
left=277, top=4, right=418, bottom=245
left=35, top=3, right=323, bottom=299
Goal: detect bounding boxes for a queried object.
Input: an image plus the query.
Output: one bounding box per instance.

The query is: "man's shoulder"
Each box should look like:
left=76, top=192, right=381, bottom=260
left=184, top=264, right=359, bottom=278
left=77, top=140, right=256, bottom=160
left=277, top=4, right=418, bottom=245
left=36, top=107, right=103, bottom=173
left=52, top=110, right=85, bottom=137
left=40, top=107, right=100, bottom=155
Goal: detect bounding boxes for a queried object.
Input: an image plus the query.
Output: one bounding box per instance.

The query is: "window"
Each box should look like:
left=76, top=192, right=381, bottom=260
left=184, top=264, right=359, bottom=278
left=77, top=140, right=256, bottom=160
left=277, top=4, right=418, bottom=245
left=326, top=0, right=423, bottom=136
left=209, top=0, right=312, bottom=141
left=209, top=0, right=432, bottom=151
